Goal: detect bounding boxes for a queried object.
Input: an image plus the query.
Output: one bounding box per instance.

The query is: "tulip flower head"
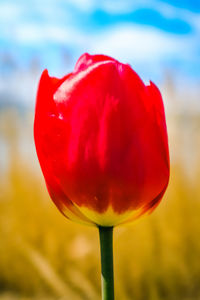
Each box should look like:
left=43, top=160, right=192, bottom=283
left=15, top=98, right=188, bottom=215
left=34, top=53, right=169, bottom=227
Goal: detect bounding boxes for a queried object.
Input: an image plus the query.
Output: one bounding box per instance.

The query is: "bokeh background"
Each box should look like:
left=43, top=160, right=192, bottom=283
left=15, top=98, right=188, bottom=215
left=0, top=0, right=200, bottom=299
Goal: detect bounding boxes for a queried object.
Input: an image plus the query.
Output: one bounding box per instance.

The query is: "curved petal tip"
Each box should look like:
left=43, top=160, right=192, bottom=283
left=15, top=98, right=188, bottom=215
left=74, top=52, right=116, bottom=73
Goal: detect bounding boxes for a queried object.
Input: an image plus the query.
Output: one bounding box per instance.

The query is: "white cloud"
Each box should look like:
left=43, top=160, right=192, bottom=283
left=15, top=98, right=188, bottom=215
left=0, top=0, right=198, bottom=83
left=0, top=2, right=23, bottom=21
left=12, top=24, right=88, bottom=47
left=65, top=0, right=95, bottom=12
left=89, top=23, right=194, bottom=63
left=154, top=1, right=200, bottom=33
left=10, top=20, right=196, bottom=68
left=99, top=0, right=200, bottom=34
left=100, top=0, right=144, bottom=14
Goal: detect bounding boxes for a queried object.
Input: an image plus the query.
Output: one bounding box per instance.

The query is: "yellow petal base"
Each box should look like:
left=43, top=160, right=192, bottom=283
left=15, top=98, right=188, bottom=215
left=75, top=205, right=140, bottom=227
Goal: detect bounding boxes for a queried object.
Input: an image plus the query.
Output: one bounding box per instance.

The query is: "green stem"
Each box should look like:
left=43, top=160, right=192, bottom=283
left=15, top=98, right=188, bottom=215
left=98, top=226, right=114, bottom=300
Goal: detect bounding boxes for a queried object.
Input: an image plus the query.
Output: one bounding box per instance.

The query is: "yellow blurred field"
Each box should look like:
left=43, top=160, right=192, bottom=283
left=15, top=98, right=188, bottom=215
left=0, top=109, right=200, bottom=300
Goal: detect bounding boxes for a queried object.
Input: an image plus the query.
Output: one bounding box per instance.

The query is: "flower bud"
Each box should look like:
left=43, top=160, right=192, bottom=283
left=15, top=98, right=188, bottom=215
left=34, top=53, right=169, bottom=226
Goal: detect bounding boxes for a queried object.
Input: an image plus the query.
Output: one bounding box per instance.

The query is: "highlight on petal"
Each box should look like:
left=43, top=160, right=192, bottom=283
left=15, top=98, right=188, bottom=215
left=74, top=52, right=116, bottom=73
left=34, top=69, right=72, bottom=120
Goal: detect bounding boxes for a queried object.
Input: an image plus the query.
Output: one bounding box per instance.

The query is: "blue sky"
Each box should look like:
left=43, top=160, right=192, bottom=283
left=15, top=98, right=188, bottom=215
left=0, top=0, right=200, bottom=84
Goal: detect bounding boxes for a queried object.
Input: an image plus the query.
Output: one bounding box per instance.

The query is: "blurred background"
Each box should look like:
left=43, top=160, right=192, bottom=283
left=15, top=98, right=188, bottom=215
left=0, top=0, right=200, bottom=299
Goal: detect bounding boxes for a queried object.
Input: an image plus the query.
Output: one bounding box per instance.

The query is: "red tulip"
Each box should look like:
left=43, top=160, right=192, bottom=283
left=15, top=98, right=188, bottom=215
left=34, top=53, right=169, bottom=227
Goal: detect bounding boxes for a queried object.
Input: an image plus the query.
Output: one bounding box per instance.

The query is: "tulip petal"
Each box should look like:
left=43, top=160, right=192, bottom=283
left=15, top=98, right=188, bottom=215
left=35, top=69, right=72, bottom=117
left=34, top=71, right=94, bottom=225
